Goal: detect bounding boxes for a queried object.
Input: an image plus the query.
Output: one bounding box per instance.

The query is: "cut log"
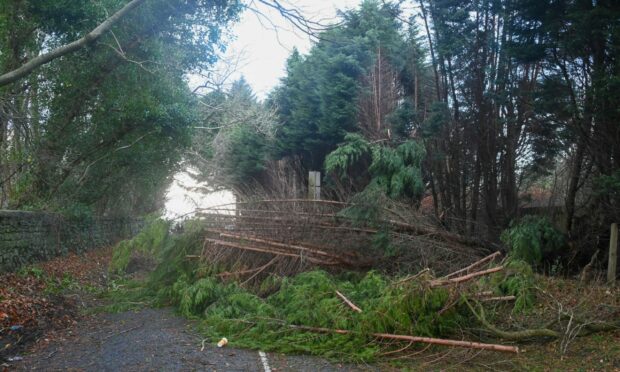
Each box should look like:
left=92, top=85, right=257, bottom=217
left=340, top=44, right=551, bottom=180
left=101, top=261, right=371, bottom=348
left=288, top=325, right=519, bottom=353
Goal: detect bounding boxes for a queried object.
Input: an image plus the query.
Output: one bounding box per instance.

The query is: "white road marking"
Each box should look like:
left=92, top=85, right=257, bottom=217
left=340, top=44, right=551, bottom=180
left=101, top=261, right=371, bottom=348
left=258, top=351, right=271, bottom=372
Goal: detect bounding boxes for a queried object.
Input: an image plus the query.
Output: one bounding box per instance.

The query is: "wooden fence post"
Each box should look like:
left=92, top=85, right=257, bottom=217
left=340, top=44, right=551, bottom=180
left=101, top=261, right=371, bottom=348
left=608, top=222, right=618, bottom=287
left=308, top=171, right=321, bottom=200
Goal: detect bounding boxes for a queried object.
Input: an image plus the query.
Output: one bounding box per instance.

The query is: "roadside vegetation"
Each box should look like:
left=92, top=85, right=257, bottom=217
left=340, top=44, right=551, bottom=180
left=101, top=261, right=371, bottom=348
left=103, top=219, right=620, bottom=368
left=1, top=0, right=619, bottom=369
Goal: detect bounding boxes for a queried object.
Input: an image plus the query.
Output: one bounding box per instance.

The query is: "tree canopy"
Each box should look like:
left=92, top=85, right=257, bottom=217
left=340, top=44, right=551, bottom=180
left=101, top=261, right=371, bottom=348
left=0, top=0, right=241, bottom=216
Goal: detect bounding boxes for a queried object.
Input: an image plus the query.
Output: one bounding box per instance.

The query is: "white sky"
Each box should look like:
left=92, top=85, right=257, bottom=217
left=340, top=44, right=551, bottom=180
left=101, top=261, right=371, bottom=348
left=213, top=0, right=363, bottom=99
left=164, top=171, right=235, bottom=220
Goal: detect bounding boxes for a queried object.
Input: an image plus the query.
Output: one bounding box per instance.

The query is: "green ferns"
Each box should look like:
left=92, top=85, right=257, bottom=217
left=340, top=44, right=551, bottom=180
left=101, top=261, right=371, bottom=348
left=325, top=134, right=426, bottom=203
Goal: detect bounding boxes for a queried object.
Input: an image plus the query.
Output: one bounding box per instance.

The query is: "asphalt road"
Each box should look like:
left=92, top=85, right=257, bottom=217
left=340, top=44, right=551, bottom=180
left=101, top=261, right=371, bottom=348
left=16, top=308, right=373, bottom=372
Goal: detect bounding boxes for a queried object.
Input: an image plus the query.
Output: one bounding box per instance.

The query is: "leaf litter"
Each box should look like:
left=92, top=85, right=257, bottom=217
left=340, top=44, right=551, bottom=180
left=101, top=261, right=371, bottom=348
left=0, top=246, right=113, bottom=364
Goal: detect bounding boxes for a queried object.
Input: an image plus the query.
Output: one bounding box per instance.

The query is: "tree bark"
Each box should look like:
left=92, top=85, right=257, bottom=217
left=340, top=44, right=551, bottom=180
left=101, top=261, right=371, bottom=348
left=565, top=138, right=585, bottom=234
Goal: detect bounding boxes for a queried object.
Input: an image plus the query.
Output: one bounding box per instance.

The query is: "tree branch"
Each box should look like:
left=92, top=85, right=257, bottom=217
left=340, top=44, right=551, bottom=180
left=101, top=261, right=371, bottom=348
left=0, top=0, right=148, bottom=87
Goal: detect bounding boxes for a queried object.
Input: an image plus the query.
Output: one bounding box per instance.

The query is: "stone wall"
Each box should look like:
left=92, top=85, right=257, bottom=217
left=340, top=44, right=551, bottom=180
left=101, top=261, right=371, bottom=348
left=0, top=210, right=142, bottom=272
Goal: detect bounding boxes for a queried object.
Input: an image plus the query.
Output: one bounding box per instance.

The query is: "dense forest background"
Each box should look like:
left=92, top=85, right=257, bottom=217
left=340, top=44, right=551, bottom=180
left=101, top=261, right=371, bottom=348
left=211, top=0, right=620, bottom=269
left=1, top=0, right=619, bottom=270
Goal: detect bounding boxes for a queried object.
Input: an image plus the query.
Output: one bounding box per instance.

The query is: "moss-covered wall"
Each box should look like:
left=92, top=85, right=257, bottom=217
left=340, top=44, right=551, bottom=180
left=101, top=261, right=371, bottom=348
left=0, top=210, right=142, bottom=272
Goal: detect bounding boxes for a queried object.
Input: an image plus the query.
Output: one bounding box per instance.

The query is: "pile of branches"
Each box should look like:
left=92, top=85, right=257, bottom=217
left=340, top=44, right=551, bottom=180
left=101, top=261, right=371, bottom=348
left=283, top=252, right=522, bottom=354
left=191, top=198, right=496, bottom=278
left=183, top=248, right=619, bottom=357
left=134, top=211, right=620, bottom=360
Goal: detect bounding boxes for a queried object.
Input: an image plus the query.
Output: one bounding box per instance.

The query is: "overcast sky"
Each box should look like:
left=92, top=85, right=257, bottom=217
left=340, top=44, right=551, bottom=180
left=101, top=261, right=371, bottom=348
left=213, top=0, right=363, bottom=99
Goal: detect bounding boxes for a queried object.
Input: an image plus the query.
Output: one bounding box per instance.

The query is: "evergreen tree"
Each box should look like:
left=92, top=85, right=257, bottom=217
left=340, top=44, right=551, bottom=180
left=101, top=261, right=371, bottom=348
left=271, top=0, right=416, bottom=170
left=192, top=78, right=277, bottom=190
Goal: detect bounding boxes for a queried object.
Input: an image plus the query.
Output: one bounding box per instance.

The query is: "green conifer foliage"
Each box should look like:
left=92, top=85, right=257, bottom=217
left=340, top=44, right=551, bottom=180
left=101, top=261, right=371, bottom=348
left=326, top=134, right=426, bottom=204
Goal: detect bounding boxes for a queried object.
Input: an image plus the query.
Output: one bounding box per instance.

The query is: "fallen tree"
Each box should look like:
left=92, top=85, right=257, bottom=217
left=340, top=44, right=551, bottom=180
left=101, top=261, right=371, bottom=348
left=110, top=209, right=620, bottom=363
left=288, top=325, right=520, bottom=353
left=189, top=198, right=494, bottom=277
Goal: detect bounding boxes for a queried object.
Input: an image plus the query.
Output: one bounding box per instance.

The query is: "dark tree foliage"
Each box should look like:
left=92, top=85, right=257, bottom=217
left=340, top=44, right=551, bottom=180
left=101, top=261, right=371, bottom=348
left=190, top=77, right=276, bottom=191
left=269, top=0, right=620, bottom=262
left=411, top=0, right=619, bottom=245
left=270, top=0, right=423, bottom=170
left=0, top=0, right=241, bottom=216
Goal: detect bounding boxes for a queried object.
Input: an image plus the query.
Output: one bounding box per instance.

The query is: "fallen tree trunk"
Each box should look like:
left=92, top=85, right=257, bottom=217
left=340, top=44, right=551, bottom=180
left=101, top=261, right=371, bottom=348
left=201, top=238, right=340, bottom=266
left=288, top=325, right=519, bottom=353
left=214, top=231, right=358, bottom=264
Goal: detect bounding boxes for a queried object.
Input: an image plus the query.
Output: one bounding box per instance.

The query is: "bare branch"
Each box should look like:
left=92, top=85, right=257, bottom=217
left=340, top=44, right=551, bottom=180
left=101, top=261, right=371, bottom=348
left=256, top=0, right=335, bottom=37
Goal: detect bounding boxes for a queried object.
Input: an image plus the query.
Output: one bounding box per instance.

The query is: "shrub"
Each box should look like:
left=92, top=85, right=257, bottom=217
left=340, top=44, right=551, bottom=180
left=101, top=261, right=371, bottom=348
left=501, top=216, right=565, bottom=267
left=325, top=134, right=426, bottom=203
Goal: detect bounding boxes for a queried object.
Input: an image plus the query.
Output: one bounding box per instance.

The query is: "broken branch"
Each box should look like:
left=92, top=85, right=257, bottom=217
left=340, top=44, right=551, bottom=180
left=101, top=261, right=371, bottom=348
left=335, top=290, right=363, bottom=313
left=431, top=266, right=504, bottom=287
left=442, top=252, right=502, bottom=279
left=288, top=325, right=519, bottom=353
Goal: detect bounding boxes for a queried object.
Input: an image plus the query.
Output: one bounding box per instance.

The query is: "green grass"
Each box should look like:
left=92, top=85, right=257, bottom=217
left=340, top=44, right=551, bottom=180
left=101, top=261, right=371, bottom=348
left=17, top=265, right=82, bottom=294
